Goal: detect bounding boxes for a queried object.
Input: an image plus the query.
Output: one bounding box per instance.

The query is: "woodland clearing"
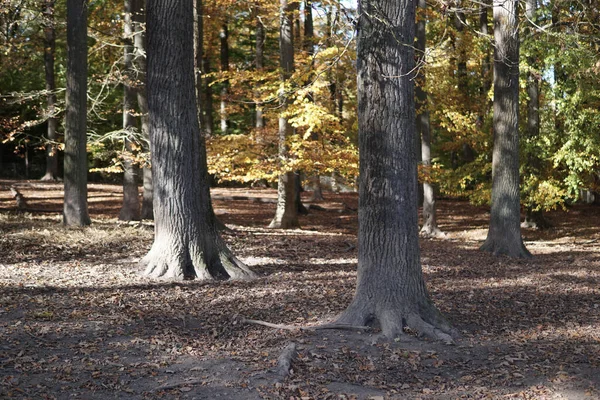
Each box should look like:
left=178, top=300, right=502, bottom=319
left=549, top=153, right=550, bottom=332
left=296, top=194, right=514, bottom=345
left=0, top=179, right=599, bottom=399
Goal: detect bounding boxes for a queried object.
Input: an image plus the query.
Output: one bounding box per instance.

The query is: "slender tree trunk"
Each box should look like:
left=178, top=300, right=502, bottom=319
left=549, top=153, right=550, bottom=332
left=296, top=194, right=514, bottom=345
left=133, top=0, right=153, bottom=220
left=203, top=56, right=214, bottom=136
left=480, top=0, right=531, bottom=257
left=416, top=0, right=443, bottom=237
left=41, top=0, right=58, bottom=181
left=269, top=0, right=299, bottom=229
left=119, top=0, right=141, bottom=221
left=194, top=0, right=205, bottom=133
left=522, top=0, right=550, bottom=230
left=63, top=0, right=90, bottom=226
left=255, top=5, right=265, bottom=129
left=141, top=0, right=254, bottom=280
left=335, top=0, right=455, bottom=342
left=219, top=23, right=229, bottom=134
left=480, top=0, right=492, bottom=98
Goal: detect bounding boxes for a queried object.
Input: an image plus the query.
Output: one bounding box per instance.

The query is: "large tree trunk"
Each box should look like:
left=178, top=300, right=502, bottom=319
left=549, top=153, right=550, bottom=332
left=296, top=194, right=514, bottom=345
left=41, top=0, right=58, bottom=182
left=480, top=0, right=531, bottom=257
left=335, top=0, right=454, bottom=342
left=416, top=0, right=443, bottom=238
left=142, top=0, right=254, bottom=280
left=132, top=0, right=153, bottom=220
left=269, top=0, right=299, bottom=229
left=119, top=0, right=141, bottom=221
left=219, top=23, right=229, bottom=134
left=63, top=0, right=90, bottom=226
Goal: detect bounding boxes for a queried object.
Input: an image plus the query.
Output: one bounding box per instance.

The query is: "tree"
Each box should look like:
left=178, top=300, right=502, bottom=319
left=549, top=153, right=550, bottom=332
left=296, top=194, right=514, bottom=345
left=63, top=0, right=91, bottom=226
left=269, top=0, right=299, bottom=229
left=119, top=0, right=141, bottom=221
left=416, top=0, right=443, bottom=238
left=132, top=0, right=153, bottom=220
left=480, top=0, right=531, bottom=257
left=334, top=0, right=454, bottom=342
left=141, top=0, right=255, bottom=280
left=40, top=0, right=58, bottom=182
left=219, top=22, right=229, bottom=134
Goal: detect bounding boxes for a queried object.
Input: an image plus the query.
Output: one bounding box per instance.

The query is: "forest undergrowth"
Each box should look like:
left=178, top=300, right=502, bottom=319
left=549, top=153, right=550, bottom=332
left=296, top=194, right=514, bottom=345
left=0, top=180, right=599, bottom=399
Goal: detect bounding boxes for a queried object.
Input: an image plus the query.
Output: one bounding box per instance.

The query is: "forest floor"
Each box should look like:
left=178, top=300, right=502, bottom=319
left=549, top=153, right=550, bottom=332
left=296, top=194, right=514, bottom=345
left=0, top=179, right=599, bottom=400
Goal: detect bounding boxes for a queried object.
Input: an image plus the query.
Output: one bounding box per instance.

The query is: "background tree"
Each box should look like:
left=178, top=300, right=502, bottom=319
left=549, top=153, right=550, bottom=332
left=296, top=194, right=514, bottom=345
left=480, top=0, right=530, bottom=257
left=269, top=0, right=299, bottom=229
left=41, top=0, right=58, bottom=181
left=416, top=0, right=443, bottom=237
left=334, top=0, right=455, bottom=342
left=63, top=0, right=91, bottom=226
left=119, top=0, right=141, bottom=221
left=141, top=0, right=255, bottom=280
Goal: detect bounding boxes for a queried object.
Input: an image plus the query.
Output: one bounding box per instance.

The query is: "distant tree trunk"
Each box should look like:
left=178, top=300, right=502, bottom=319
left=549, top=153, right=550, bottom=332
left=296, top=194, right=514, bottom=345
left=142, top=0, right=255, bottom=280
left=479, top=0, right=492, bottom=98
left=335, top=0, right=455, bottom=342
left=255, top=5, right=265, bottom=129
left=269, top=0, right=299, bottom=229
left=480, top=0, right=531, bottom=257
left=133, top=0, right=153, bottom=220
left=193, top=0, right=205, bottom=132
left=416, top=0, right=443, bottom=237
left=41, top=0, right=58, bottom=182
left=119, top=0, right=141, bottom=221
left=522, top=0, right=550, bottom=230
left=63, top=0, right=90, bottom=226
left=203, top=56, right=214, bottom=136
left=219, top=23, right=229, bottom=134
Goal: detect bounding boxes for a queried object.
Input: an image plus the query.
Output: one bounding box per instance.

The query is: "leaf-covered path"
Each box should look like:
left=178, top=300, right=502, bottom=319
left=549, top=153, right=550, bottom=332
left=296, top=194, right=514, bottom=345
left=1, top=180, right=599, bottom=399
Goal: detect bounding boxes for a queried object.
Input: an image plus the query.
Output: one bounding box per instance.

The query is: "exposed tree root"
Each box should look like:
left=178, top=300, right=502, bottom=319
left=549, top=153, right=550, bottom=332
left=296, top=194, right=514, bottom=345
left=235, top=315, right=371, bottom=332
left=420, top=225, right=447, bottom=239
left=480, top=239, right=532, bottom=258
left=275, top=342, right=297, bottom=381
left=334, top=302, right=458, bottom=344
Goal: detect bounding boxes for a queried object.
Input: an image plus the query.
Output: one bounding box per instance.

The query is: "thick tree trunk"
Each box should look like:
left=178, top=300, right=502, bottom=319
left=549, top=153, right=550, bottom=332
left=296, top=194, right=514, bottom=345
left=335, top=0, right=454, bottom=342
left=63, top=0, right=90, bottom=226
left=142, top=0, right=254, bottom=280
left=480, top=0, right=531, bottom=258
left=119, top=0, right=141, bottom=221
left=416, top=0, right=443, bottom=238
left=132, top=0, right=153, bottom=220
left=269, top=0, right=299, bottom=229
left=219, top=23, right=229, bottom=134
left=41, top=0, right=58, bottom=182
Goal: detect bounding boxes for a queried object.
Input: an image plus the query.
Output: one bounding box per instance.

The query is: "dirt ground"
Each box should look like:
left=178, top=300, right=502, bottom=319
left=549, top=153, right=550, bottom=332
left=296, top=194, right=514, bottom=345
left=0, top=179, right=599, bottom=399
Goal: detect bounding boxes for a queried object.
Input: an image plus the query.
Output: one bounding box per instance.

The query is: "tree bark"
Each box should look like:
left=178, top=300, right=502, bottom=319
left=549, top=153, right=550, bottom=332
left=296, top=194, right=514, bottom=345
left=269, top=0, right=299, bottom=229
left=63, top=0, right=90, bottom=226
left=416, top=0, right=443, bottom=238
left=335, top=0, right=455, bottom=342
left=119, top=0, right=141, bottom=221
left=219, top=22, right=229, bottom=134
left=142, top=0, right=254, bottom=280
left=132, top=0, right=153, bottom=220
left=41, top=0, right=58, bottom=182
left=203, top=56, right=214, bottom=137
left=480, top=0, right=531, bottom=258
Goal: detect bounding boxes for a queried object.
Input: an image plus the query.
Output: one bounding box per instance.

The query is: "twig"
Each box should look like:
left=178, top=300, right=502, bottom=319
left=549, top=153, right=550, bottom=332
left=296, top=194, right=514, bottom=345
left=237, top=316, right=371, bottom=332
left=154, top=378, right=205, bottom=391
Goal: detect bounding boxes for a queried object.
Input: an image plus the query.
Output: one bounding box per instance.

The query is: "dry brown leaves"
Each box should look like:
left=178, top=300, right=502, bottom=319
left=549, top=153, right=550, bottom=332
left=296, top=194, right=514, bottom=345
left=0, top=180, right=599, bottom=399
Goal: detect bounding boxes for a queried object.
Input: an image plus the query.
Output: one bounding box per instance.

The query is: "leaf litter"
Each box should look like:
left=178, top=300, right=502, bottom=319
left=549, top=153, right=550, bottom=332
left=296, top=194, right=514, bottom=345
left=0, top=181, right=599, bottom=399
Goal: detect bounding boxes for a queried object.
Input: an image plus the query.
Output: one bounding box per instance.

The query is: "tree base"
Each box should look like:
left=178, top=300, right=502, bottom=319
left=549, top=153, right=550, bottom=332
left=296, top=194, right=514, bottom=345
left=334, top=299, right=458, bottom=344
left=40, top=173, right=58, bottom=182
left=140, top=237, right=256, bottom=281
left=420, top=224, right=447, bottom=239
left=480, top=237, right=532, bottom=258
